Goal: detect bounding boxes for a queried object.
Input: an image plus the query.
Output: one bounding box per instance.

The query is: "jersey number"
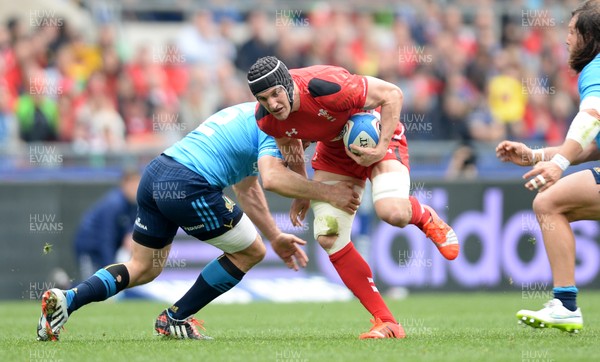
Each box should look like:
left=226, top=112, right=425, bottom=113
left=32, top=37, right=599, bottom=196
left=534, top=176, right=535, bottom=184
left=196, top=108, right=239, bottom=137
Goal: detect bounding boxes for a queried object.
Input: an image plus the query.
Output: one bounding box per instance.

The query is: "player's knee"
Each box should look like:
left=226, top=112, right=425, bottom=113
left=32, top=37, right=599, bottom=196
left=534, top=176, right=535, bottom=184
left=312, top=201, right=355, bottom=255
left=378, top=207, right=411, bottom=228
left=246, top=237, right=267, bottom=266
left=372, top=171, right=411, bottom=227
left=126, top=257, right=162, bottom=285
left=532, top=192, right=557, bottom=216
left=313, top=211, right=343, bottom=251
left=317, top=235, right=338, bottom=251
left=232, top=236, right=266, bottom=268
left=313, top=213, right=341, bottom=252
left=139, top=266, right=162, bottom=284
left=129, top=263, right=163, bottom=287
left=317, top=234, right=351, bottom=255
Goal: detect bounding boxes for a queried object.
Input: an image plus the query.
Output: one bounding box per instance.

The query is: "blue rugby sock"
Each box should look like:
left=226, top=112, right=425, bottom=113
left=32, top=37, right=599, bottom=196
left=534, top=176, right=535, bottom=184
left=170, top=255, right=244, bottom=320
left=553, top=286, right=578, bottom=312
left=66, top=264, right=130, bottom=314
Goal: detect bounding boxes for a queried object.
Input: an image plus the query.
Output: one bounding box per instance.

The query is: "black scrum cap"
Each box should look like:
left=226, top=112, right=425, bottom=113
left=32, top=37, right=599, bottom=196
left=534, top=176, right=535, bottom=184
left=247, top=56, right=294, bottom=107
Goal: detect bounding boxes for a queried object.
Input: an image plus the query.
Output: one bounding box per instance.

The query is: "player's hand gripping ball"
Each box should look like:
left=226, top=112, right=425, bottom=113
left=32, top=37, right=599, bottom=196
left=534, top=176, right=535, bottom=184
left=342, top=112, right=381, bottom=155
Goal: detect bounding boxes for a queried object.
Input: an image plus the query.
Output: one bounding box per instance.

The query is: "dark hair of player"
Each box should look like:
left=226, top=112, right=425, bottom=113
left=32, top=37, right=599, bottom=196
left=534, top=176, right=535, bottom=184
left=570, top=0, right=600, bottom=73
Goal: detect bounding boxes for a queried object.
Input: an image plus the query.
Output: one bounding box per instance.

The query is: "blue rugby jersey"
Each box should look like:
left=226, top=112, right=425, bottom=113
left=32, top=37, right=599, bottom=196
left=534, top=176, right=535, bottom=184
left=578, top=54, right=600, bottom=147
left=164, top=102, right=282, bottom=188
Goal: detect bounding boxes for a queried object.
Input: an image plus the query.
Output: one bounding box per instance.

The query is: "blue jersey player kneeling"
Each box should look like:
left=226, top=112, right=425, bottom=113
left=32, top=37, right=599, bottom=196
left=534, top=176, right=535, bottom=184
left=37, top=102, right=360, bottom=341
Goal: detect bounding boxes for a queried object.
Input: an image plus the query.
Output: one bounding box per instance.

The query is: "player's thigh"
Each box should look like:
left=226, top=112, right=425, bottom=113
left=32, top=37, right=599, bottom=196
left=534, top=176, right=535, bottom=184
left=370, top=160, right=412, bottom=222
left=313, top=169, right=363, bottom=183
left=311, top=170, right=364, bottom=253
left=132, top=157, right=181, bottom=250
left=199, top=213, right=260, bottom=256
left=536, top=168, right=600, bottom=222
left=370, top=158, right=409, bottom=177
left=171, top=182, right=258, bottom=255
left=144, top=162, right=257, bottom=257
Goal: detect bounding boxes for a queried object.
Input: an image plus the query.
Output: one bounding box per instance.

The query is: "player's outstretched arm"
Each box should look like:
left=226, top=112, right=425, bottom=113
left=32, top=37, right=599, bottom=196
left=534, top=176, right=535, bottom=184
left=522, top=108, right=600, bottom=192
left=271, top=138, right=313, bottom=224
left=232, top=176, right=308, bottom=271
left=496, top=140, right=600, bottom=167
left=554, top=108, right=600, bottom=163
left=495, top=141, right=554, bottom=166
left=258, top=155, right=361, bottom=214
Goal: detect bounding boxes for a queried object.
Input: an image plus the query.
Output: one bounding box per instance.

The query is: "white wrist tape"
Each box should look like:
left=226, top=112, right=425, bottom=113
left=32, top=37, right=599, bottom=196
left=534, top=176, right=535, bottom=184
left=551, top=154, right=570, bottom=171
left=566, top=111, right=600, bottom=149
left=531, top=149, right=545, bottom=165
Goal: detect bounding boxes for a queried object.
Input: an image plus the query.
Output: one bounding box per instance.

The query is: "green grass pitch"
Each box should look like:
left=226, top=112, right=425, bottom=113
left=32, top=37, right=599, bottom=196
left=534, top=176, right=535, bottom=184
left=2, top=292, right=600, bottom=362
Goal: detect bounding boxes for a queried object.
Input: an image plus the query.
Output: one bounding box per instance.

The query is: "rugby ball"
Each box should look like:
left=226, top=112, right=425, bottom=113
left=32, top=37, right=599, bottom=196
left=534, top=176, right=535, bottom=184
left=342, top=112, right=381, bottom=154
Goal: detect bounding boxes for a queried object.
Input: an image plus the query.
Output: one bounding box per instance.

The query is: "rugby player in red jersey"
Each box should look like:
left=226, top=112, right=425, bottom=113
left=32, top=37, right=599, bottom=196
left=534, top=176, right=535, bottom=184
left=247, top=56, right=459, bottom=339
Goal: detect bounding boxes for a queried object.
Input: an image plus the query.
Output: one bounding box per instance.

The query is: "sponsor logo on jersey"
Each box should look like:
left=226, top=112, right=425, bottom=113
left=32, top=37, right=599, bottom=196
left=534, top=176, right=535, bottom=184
left=318, top=109, right=336, bottom=122
left=223, top=219, right=234, bottom=229
left=285, top=128, right=299, bottom=137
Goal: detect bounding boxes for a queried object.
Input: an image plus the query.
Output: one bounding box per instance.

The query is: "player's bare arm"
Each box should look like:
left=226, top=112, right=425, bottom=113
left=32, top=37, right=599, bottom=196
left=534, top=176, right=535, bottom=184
left=550, top=111, right=600, bottom=165
left=496, top=141, right=535, bottom=166
left=523, top=108, right=600, bottom=192
left=346, top=76, right=403, bottom=167
left=273, top=137, right=311, bottom=225
left=270, top=137, right=360, bottom=224
left=275, top=137, right=308, bottom=178
left=497, top=140, right=600, bottom=167
left=554, top=108, right=600, bottom=162
left=258, top=155, right=360, bottom=215
left=232, top=176, right=308, bottom=271
left=576, top=141, right=600, bottom=164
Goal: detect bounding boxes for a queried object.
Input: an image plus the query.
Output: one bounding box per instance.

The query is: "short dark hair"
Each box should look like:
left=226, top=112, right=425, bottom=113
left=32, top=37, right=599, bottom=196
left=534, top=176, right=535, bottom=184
left=570, top=0, right=600, bottom=73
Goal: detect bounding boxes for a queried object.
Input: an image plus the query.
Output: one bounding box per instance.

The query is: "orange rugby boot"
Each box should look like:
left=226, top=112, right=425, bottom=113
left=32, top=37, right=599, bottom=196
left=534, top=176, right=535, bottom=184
left=422, top=205, right=459, bottom=260
left=359, top=318, right=406, bottom=339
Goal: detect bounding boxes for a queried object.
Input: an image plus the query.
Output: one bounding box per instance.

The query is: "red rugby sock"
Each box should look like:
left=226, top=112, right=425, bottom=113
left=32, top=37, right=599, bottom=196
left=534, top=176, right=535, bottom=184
left=329, top=243, right=396, bottom=323
left=409, top=196, right=431, bottom=229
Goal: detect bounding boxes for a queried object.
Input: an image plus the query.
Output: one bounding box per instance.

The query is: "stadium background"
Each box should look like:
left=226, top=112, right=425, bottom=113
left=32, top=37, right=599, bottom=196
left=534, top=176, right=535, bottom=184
left=1, top=0, right=599, bottom=303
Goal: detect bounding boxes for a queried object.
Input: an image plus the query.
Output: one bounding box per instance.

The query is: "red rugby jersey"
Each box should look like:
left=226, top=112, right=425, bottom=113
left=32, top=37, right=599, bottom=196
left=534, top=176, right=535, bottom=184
left=255, top=65, right=368, bottom=147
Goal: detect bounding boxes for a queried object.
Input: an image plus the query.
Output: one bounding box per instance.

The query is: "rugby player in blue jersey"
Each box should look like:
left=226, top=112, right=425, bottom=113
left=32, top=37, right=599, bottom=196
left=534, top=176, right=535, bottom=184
left=37, top=102, right=360, bottom=341
left=496, top=0, right=600, bottom=333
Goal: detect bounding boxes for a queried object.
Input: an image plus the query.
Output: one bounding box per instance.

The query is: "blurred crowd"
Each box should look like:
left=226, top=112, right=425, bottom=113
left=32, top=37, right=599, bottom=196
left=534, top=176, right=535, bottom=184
left=0, top=0, right=581, bottom=157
